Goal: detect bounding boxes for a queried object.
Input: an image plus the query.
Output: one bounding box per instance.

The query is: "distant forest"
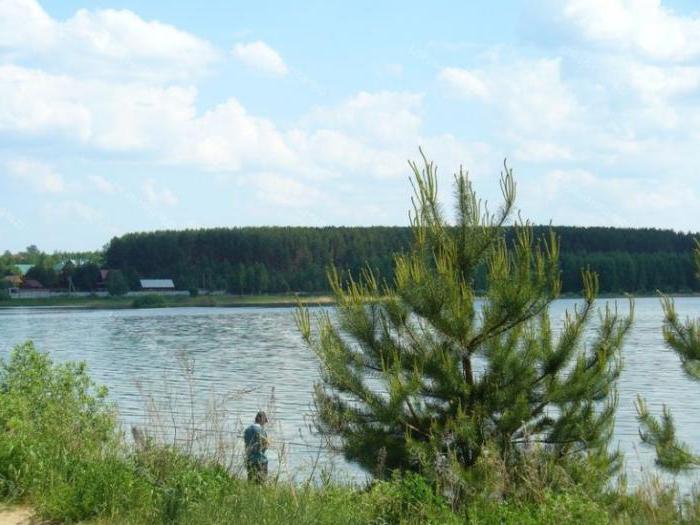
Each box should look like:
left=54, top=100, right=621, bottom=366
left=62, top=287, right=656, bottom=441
left=104, top=226, right=700, bottom=295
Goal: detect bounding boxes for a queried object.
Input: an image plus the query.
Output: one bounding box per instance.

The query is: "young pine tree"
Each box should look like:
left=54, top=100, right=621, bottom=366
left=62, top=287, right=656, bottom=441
left=297, top=152, right=633, bottom=480
left=637, top=240, right=700, bottom=471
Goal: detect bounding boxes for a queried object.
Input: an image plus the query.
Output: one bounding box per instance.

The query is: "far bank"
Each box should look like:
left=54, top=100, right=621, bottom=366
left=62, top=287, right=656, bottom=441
left=0, top=293, right=334, bottom=310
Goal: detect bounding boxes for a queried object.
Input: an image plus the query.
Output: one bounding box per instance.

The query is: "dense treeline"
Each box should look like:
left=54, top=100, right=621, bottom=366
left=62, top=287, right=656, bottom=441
left=104, top=226, right=700, bottom=295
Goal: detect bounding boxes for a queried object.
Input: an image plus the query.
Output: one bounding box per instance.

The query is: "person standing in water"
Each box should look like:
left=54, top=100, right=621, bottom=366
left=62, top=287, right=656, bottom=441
left=243, top=411, right=269, bottom=483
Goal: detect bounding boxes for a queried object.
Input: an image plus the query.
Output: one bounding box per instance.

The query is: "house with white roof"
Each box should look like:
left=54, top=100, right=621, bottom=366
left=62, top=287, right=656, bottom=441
left=139, top=279, right=176, bottom=291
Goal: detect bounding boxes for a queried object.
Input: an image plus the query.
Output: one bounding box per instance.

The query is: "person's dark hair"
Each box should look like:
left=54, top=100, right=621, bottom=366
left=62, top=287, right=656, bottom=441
left=255, top=411, right=268, bottom=425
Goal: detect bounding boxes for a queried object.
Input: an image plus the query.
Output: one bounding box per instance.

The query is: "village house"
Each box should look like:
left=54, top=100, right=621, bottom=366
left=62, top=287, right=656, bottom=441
left=15, top=264, right=34, bottom=276
left=2, top=275, right=22, bottom=288
left=22, top=279, right=46, bottom=290
left=139, top=279, right=176, bottom=292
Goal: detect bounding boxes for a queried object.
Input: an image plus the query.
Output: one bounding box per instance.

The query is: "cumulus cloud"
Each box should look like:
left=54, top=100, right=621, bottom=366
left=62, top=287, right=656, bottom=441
left=438, top=68, right=490, bottom=99
left=6, top=158, right=65, bottom=193
left=0, top=0, right=218, bottom=81
left=0, top=65, right=199, bottom=149
left=304, top=91, right=423, bottom=145
left=0, top=3, right=482, bottom=198
left=562, top=0, right=700, bottom=62
left=439, top=58, right=579, bottom=136
left=531, top=168, right=700, bottom=227
left=0, top=65, right=298, bottom=172
left=232, top=41, right=288, bottom=76
left=253, top=173, right=322, bottom=208
left=0, top=59, right=480, bottom=184
left=44, top=200, right=101, bottom=222
left=142, top=179, right=179, bottom=207
left=432, top=2, right=700, bottom=230
left=291, top=90, right=491, bottom=183
left=172, top=98, right=297, bottom=171
left=6, top=0, right=698, bottom=238
left=88, top=175, right=119, bottom=195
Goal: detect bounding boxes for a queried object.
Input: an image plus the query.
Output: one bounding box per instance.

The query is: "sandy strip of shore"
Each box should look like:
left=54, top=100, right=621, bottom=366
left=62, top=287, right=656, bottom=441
left=0, top=507, right=34, bottom=525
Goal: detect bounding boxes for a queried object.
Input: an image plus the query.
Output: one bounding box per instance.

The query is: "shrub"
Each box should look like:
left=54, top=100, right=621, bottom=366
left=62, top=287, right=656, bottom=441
left=368, top=472, right=461, bottom=524
left=0, top=342, right=122, bottom=519
left=106, top=270, right=130, bottom=296
left=132, top=294, right=166, bottom=308
left=0, top=280, right=10, bottom=300
left=467, top=491, right=609, bottom=525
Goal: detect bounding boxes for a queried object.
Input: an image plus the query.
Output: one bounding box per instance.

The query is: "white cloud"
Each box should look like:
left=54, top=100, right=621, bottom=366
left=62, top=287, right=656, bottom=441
left=0, top=4, right=482, bottom=190
left=433, top=4, right=700, bottom=231
left=0, top=65, right=453, bottom=183
left=304, top=91, right=423, bottom=145
left=253, top=173, right=322, bottom=208
left=514, top=141, right=573, bottom=163
left=562, top=0, right=700, bottom=62
left=438, top=67, right=490, bottom=99
left=439, top=58, right=579, bottom=135
left=173, top=98, right=297, bottom=171
left=44, top=200, right=101, bottom=222
left=0, top=0, right=218, bottom=81
left=0, top=66, right=92, bottom=140
left=0, top=65, right=297, bottom=172
left=6, top=158, right=65, bottom=193
left=289, top=128, right=410, bottom=179
left=535, top=168, right=700, bottom=227
left=0, top=65, right=198, bottom=149
left=88, top=175, right=119, bottom=195
left=232, top=41, right=288, bottom=77
left=142, top=179, right=179, bottom=207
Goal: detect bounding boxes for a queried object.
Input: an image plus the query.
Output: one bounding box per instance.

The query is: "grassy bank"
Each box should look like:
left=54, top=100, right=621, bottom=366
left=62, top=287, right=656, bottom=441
left=0, top=294, right=334, bottom=310
left=3, top=292, right=699, bottom=311
left=0, top=343, right=699, bottom=524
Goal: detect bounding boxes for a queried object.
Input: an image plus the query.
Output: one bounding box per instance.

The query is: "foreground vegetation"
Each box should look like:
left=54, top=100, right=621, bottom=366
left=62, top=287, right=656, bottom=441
left=638, top=241, right=700, bottom=472
left=299, top=156, right=631, bottom=484
left=0, top=342, right=698, bottom=524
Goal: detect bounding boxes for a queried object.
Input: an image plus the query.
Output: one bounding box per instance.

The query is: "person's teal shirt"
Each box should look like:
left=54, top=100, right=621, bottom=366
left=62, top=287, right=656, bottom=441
left=244, top=423, right=268, bottom=465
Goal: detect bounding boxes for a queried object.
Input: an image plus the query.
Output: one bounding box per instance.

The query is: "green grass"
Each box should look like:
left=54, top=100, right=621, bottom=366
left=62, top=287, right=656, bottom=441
left=1, top=342, right=699, bottom=524
left=3, top=292, right=697, bottom=311
left=0, top=293, right=334, bottom=310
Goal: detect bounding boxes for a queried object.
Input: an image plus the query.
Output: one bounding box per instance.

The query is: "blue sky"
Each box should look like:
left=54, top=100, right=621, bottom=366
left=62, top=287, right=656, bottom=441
left=1, top=0, right=699, bottom=251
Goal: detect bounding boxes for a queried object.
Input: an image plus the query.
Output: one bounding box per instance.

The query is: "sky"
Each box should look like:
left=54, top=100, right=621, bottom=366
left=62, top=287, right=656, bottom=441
left=1, top=0, right=699, bottom=252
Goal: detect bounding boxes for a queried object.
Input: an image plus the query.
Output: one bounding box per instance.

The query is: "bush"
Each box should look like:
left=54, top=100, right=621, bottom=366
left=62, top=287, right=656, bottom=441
left=0, top=280, right=10, bottom=300
left=368, top=472, right=460, bottom=524
left=0, top=342, right=123, bottom=518
left=467, top=491, right=609, bottom=525
left=132, top=294, right=166, bottom=308
left=106, top=269, right=129, bottom=296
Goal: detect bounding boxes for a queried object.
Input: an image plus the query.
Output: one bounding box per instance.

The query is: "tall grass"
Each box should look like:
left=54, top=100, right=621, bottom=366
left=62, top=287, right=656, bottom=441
left=0, top=342, right=698, bottom=524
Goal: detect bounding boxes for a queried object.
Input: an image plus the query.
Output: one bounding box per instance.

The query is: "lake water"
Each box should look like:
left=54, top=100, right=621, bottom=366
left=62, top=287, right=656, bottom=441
left=1, top=297, right=699, bottom=487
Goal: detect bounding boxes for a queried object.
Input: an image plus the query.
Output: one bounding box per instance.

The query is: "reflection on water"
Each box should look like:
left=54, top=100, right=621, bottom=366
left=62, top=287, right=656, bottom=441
left=1, top=298, right=699, bottom=487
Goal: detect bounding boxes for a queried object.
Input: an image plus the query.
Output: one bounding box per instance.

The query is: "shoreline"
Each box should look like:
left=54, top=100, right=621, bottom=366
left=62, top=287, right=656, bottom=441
left=1, top=292, right=699, bottom=311
left=0, top=294, right=335, bottom=310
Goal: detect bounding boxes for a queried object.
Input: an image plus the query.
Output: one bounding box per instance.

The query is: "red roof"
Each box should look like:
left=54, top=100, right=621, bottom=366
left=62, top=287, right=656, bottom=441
left=22, top=279, right=44, bottom=289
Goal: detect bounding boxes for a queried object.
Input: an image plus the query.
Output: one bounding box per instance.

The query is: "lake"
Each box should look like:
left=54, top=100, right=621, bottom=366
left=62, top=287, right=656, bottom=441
left=1, top=297, right=699, bottom=487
